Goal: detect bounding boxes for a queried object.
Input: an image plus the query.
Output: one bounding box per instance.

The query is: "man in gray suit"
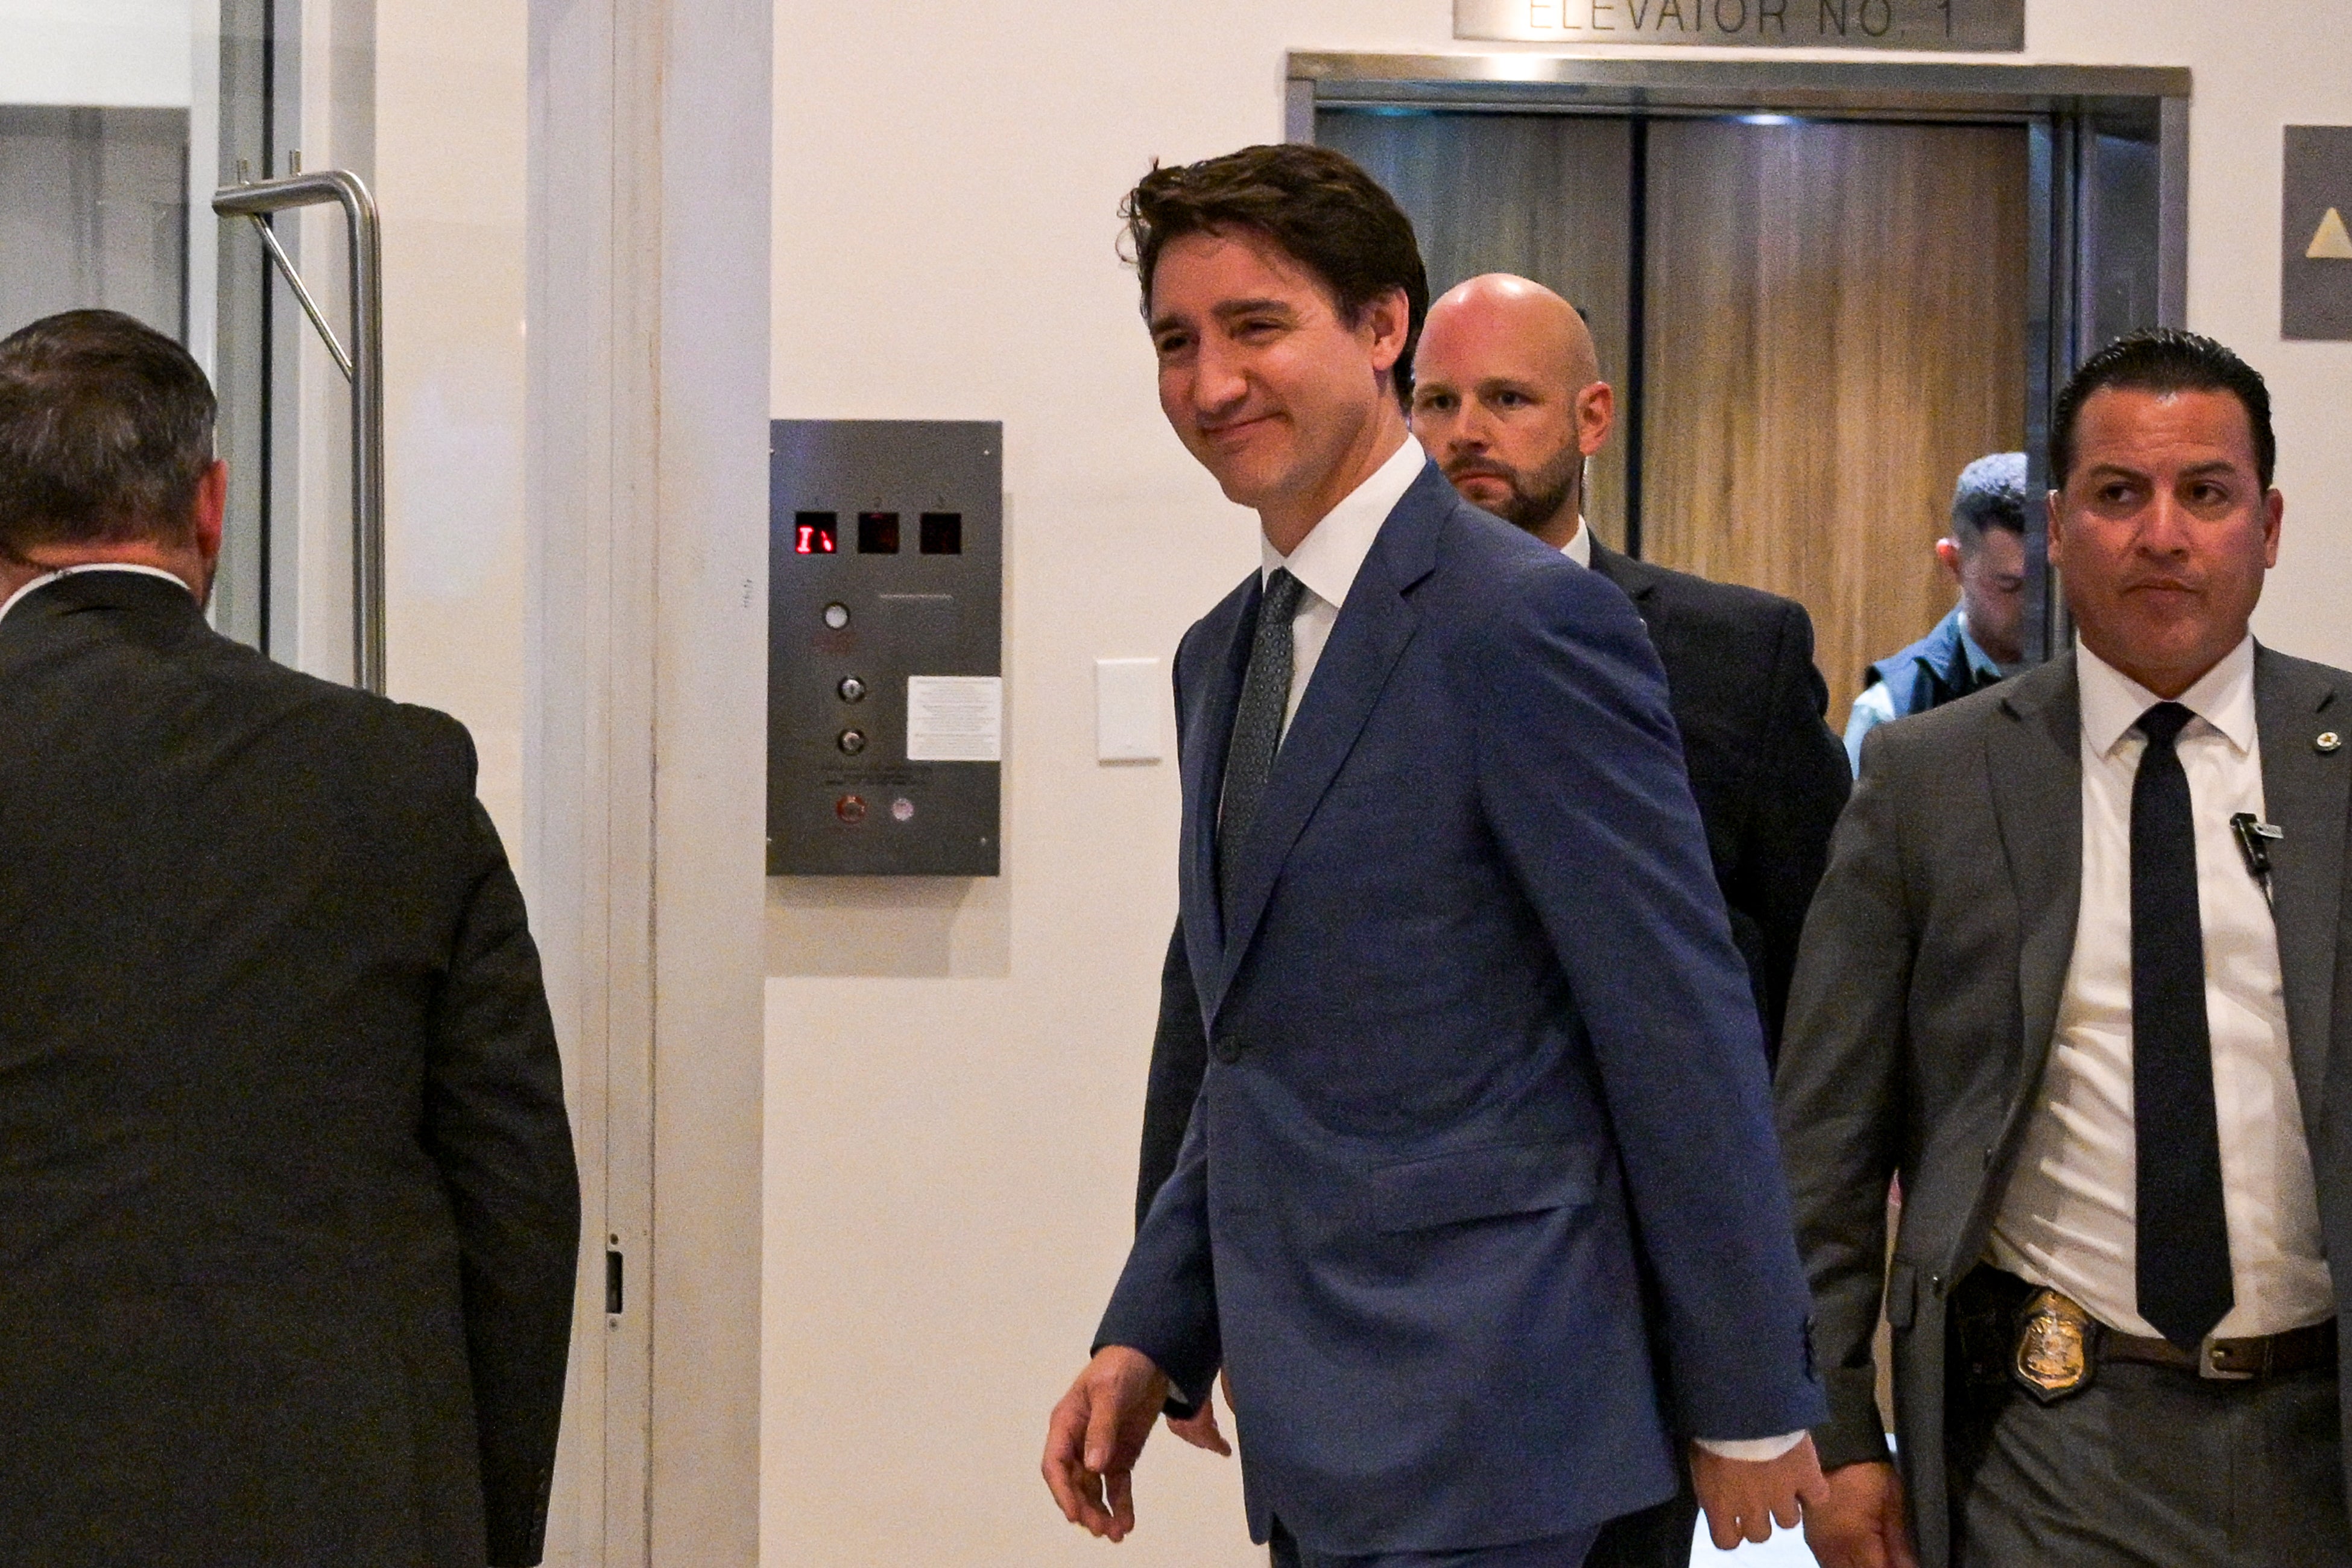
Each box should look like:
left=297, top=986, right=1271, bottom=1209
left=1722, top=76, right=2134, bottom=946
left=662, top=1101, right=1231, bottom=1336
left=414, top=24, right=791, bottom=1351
left=1780, top=329, right=2352, bottom=1568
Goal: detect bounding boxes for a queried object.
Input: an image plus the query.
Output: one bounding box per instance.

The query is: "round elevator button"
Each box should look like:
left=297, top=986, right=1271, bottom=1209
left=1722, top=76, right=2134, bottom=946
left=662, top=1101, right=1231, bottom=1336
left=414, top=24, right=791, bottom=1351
left=838, top=729, right=867, bottom=755
left=838, top=676, right=867, bottom=703
left=835, top=794, right=867, bottom=824
left=821, top=602, right=850, bottom=630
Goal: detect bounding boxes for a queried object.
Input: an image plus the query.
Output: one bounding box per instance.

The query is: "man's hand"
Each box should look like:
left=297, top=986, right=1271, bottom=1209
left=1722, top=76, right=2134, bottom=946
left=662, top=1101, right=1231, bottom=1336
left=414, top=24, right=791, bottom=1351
left=1800, top=1459, right=1920, bottom=1568
left=1042, top=1346, right=1170, bottom=1541
left=1165, top=1368, right=1233, bottom=1456
left=1690, top=1433, right=1826, bottom=1551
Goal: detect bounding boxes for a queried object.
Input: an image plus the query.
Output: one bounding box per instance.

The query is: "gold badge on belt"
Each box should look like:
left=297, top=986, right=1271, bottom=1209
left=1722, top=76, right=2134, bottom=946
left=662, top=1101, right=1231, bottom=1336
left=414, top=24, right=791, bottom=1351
left=2012, top=1288, right=2096, bottom=1403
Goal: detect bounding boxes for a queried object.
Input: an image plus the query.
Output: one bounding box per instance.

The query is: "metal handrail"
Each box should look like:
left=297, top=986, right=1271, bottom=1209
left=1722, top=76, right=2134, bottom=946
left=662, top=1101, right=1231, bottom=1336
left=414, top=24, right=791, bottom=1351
left=213, top=167, right=385, bottom=694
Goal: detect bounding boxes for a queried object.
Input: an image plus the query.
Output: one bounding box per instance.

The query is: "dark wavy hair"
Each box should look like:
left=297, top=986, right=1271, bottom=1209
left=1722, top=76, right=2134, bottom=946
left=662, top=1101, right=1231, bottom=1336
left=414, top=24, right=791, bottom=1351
left=0, top=309, right=216, bottom=558
left=2052, top=329, right=2275, bottom=490
left=1120, top=144, right=1429, bottom=409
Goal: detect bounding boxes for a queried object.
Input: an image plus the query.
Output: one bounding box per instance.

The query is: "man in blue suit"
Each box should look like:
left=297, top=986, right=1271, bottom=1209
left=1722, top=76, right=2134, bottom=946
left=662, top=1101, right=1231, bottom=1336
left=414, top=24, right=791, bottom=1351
left=1040, top=144, right=1827, bottom=1567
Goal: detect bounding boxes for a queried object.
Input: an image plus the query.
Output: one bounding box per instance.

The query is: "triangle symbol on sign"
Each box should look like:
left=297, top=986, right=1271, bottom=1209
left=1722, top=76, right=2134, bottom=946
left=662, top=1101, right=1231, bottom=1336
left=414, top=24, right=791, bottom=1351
left=2310, top=207, right=2352, bottom=261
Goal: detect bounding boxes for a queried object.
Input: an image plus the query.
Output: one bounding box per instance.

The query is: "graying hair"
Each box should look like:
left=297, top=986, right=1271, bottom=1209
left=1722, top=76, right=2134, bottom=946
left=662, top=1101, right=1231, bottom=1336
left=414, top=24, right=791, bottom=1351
left=0, top=309, right=216, bottom=557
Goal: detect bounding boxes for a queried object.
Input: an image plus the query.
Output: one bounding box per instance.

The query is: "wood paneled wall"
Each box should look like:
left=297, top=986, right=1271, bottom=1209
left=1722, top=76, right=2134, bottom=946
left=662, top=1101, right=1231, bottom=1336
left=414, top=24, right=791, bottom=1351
left=1319, top=112, right=1636, bottom=552
left=1640, top=121, right=2030, bottom=723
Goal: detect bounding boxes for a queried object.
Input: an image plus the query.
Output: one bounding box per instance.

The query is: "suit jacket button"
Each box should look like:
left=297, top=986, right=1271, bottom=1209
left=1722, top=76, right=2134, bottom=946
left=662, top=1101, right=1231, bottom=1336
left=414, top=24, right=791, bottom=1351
left=1210, top=1031, right=1242, bottom=1064
left=1930, top=1273, right=1947, bottom=1297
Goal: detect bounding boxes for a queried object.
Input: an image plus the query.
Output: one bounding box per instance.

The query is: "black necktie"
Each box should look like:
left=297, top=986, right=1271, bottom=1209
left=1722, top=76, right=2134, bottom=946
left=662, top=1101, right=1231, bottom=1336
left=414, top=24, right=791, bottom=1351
left=2131, top=700, right=2234, bottom=1350
left=1218, top=569, right=1305, bottom=929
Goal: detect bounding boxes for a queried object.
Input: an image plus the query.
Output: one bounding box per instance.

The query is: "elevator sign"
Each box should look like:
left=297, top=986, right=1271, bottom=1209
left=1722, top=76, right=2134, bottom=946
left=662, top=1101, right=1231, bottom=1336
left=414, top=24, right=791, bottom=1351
left=1456, top=0, right=2023, bottom=49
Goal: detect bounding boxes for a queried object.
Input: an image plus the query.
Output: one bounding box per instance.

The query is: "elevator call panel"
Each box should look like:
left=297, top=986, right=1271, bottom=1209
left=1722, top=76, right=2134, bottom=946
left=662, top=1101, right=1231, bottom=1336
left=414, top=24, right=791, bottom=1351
left=768, top=420, right=1002, bottom=876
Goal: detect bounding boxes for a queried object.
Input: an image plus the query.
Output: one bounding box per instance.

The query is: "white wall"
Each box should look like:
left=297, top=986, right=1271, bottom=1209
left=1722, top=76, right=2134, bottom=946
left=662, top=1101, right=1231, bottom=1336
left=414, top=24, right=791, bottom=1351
left=763, top=4, right=2352, bottom=1566
left=376, top=0, right=530, bottom=846
left=0, top=0, right=191, bottom=108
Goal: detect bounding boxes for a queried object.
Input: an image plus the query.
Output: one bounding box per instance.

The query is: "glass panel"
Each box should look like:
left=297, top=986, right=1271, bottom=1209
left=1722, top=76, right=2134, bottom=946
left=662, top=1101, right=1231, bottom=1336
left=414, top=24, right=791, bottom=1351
left=0, top=105, right=188, bottom=340
left=0, top=1, right=279, bottom=651
left=0, top=4, right=191, bottom=337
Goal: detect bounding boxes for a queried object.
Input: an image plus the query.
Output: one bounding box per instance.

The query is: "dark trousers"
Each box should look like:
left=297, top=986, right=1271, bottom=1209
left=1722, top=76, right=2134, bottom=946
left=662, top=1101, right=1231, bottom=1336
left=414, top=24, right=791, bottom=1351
left=1269, top=1518, right=1598, bottom=1568
left=1948, top=1303, right=2352, bottom=1566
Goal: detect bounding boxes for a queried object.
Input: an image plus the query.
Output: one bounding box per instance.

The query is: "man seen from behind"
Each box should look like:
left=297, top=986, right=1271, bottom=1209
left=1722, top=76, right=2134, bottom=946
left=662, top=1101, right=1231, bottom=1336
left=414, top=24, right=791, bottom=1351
left=0, top=309, right=580, bottom=1568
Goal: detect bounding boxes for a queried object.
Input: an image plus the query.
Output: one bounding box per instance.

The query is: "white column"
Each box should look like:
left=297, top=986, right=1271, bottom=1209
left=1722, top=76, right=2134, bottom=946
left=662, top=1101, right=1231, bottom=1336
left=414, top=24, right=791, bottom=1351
left=526, top=0, right=769, bottom=1560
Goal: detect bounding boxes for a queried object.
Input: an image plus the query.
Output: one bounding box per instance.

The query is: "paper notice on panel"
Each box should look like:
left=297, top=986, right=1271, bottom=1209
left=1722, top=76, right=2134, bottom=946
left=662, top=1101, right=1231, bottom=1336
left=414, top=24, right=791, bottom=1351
left=906, top=676, right=1004, bottom=762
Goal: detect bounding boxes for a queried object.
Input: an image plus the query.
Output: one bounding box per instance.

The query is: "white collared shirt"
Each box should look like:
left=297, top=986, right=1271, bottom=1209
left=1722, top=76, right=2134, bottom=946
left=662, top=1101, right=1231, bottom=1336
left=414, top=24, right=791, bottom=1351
left=0, top=563, right=194, bottom=625
left=1988, top=636, right=2333, bottom=1338
left=1558, top=516, right=1593, bottom=568
left=1259, top=435, right=1425, bottom=736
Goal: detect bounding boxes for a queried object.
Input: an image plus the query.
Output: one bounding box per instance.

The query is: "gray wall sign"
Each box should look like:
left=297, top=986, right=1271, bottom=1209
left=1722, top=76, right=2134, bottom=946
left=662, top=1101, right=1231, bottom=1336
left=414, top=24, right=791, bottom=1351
left=2284, top=127, right=2352, bottom=341
left=1456, top=0, right=2023, bottom=48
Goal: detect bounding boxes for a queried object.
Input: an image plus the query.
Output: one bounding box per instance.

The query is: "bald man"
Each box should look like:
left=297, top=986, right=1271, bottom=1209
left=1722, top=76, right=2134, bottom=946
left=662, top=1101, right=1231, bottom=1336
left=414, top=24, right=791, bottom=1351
left=1411, top=276, right=1851, bottom=1568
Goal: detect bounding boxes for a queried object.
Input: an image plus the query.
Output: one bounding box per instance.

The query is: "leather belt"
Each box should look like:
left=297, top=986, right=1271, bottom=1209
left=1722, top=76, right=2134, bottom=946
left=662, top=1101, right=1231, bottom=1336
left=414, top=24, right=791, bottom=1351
left=1956, top=1266, right=2338, bottom=1400
left=2102, top=1317, right=2337, bottom=1380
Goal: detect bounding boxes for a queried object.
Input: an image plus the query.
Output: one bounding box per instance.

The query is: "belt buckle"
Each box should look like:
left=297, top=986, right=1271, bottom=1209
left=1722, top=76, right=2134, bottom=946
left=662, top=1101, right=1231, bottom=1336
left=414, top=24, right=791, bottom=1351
left=2199, top=1336, right=2259, bottom=1382
left=2012, top=1288, right=2095, bottom=1403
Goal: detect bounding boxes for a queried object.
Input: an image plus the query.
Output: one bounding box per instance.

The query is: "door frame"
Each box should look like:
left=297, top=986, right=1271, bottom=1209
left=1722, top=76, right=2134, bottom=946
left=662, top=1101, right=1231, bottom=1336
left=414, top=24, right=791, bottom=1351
left=1287, top=54, right=2192, bottom=668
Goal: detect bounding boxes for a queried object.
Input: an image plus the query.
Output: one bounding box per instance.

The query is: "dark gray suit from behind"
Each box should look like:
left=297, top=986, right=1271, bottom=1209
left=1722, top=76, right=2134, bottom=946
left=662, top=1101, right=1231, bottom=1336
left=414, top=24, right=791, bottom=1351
left=0, top=571, right=580, bottom=1568
left=1776, top=647, right=2352, bottom=1568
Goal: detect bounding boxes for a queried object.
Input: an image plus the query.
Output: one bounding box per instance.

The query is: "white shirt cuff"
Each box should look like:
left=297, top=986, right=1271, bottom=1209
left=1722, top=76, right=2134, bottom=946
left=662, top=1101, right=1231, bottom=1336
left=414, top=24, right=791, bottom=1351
left=1693, top=1431, right=1807, bottom=1462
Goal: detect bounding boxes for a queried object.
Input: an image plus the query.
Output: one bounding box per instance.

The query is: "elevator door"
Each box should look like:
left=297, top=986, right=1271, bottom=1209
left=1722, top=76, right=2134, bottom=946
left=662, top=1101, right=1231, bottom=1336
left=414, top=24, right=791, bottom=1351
left=1321, top=109, right=2031, bottom=726
left=1643, top=119, right=2028, bottom=724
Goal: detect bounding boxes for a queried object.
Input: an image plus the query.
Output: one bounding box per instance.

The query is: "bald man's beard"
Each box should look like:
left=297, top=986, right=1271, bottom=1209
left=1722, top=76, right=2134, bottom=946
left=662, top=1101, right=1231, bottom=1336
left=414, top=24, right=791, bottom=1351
left=1442, top=444, right=1584, bottom=536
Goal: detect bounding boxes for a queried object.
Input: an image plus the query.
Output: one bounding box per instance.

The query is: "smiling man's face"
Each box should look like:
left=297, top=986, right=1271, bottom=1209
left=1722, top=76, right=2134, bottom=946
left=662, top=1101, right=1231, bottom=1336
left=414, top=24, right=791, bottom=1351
left=1147, top=227, right=1405, bottom=549
left=2049, top=384, right=2283, bottom=698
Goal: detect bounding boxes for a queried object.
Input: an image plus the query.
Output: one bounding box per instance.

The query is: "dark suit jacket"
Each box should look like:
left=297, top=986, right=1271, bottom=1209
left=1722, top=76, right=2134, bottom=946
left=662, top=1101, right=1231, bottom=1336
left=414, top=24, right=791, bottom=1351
left=0, top=571, right=580, bottom=1568
left=1136, top=537, right=1849, bottom=1227
left=1587, top=540, right=1849, bottom=1060
left=1775, top=647, right=2352, bottom=1568
left=1096, top=464, right=1823, bottom=1555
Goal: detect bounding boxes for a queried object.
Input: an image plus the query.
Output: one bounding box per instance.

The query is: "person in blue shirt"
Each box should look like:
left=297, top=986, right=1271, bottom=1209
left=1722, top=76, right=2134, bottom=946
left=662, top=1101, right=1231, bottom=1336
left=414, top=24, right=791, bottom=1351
left=1844, top=452, right=2028, bottom=772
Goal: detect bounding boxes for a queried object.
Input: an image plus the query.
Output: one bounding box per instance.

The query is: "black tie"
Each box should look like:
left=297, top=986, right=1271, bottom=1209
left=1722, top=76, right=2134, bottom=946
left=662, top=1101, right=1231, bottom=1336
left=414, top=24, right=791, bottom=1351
left=1219, top=569, right=1305, bottom=929
left=2131, top=700, right=2234, bottom=1350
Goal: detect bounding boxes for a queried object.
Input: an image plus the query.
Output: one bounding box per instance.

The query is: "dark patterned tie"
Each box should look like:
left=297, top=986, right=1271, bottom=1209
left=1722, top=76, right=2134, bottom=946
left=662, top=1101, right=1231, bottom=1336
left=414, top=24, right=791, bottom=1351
left=2131, top=700, right=2234, bottom=1350
left=1218, top=568, right=1305, bottom=931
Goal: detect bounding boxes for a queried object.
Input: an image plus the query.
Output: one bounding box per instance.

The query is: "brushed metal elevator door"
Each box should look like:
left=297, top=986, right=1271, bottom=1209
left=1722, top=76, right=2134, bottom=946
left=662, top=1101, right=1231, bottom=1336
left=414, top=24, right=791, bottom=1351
left=1318, top=109, right=2031, bottom=725
left=1642, top=119, right=2029, bottom=724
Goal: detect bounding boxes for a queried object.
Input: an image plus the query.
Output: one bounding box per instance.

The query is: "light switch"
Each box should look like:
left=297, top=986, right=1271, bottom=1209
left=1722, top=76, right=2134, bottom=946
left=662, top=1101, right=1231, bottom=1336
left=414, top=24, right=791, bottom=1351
left=1095, top=657, right=1164, bottom=763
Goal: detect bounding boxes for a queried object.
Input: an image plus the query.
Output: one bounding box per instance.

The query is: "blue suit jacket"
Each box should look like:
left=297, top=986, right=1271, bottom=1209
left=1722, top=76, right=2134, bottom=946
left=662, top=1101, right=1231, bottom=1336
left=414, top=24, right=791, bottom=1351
left=1095, top=464, right=1825, bottom=1554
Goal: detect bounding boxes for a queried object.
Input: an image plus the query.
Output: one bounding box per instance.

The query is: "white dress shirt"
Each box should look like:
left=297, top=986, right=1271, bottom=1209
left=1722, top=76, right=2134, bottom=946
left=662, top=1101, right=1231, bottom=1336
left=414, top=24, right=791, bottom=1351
left=0, top=563, right=193, bottom=625
left=1558, top=516, right=1593, bottom=568
left=1987, top=636, right=2334, bottom=1339
left=1259, top=435, right=1426, bottom=736
left=1262, top=459, right=1803, bottom=1460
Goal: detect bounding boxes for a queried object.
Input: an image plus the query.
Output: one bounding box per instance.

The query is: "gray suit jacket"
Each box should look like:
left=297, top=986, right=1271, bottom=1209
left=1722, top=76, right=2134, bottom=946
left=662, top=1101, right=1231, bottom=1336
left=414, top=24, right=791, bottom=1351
left=1776, top=645, right=2352, bottom=1568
